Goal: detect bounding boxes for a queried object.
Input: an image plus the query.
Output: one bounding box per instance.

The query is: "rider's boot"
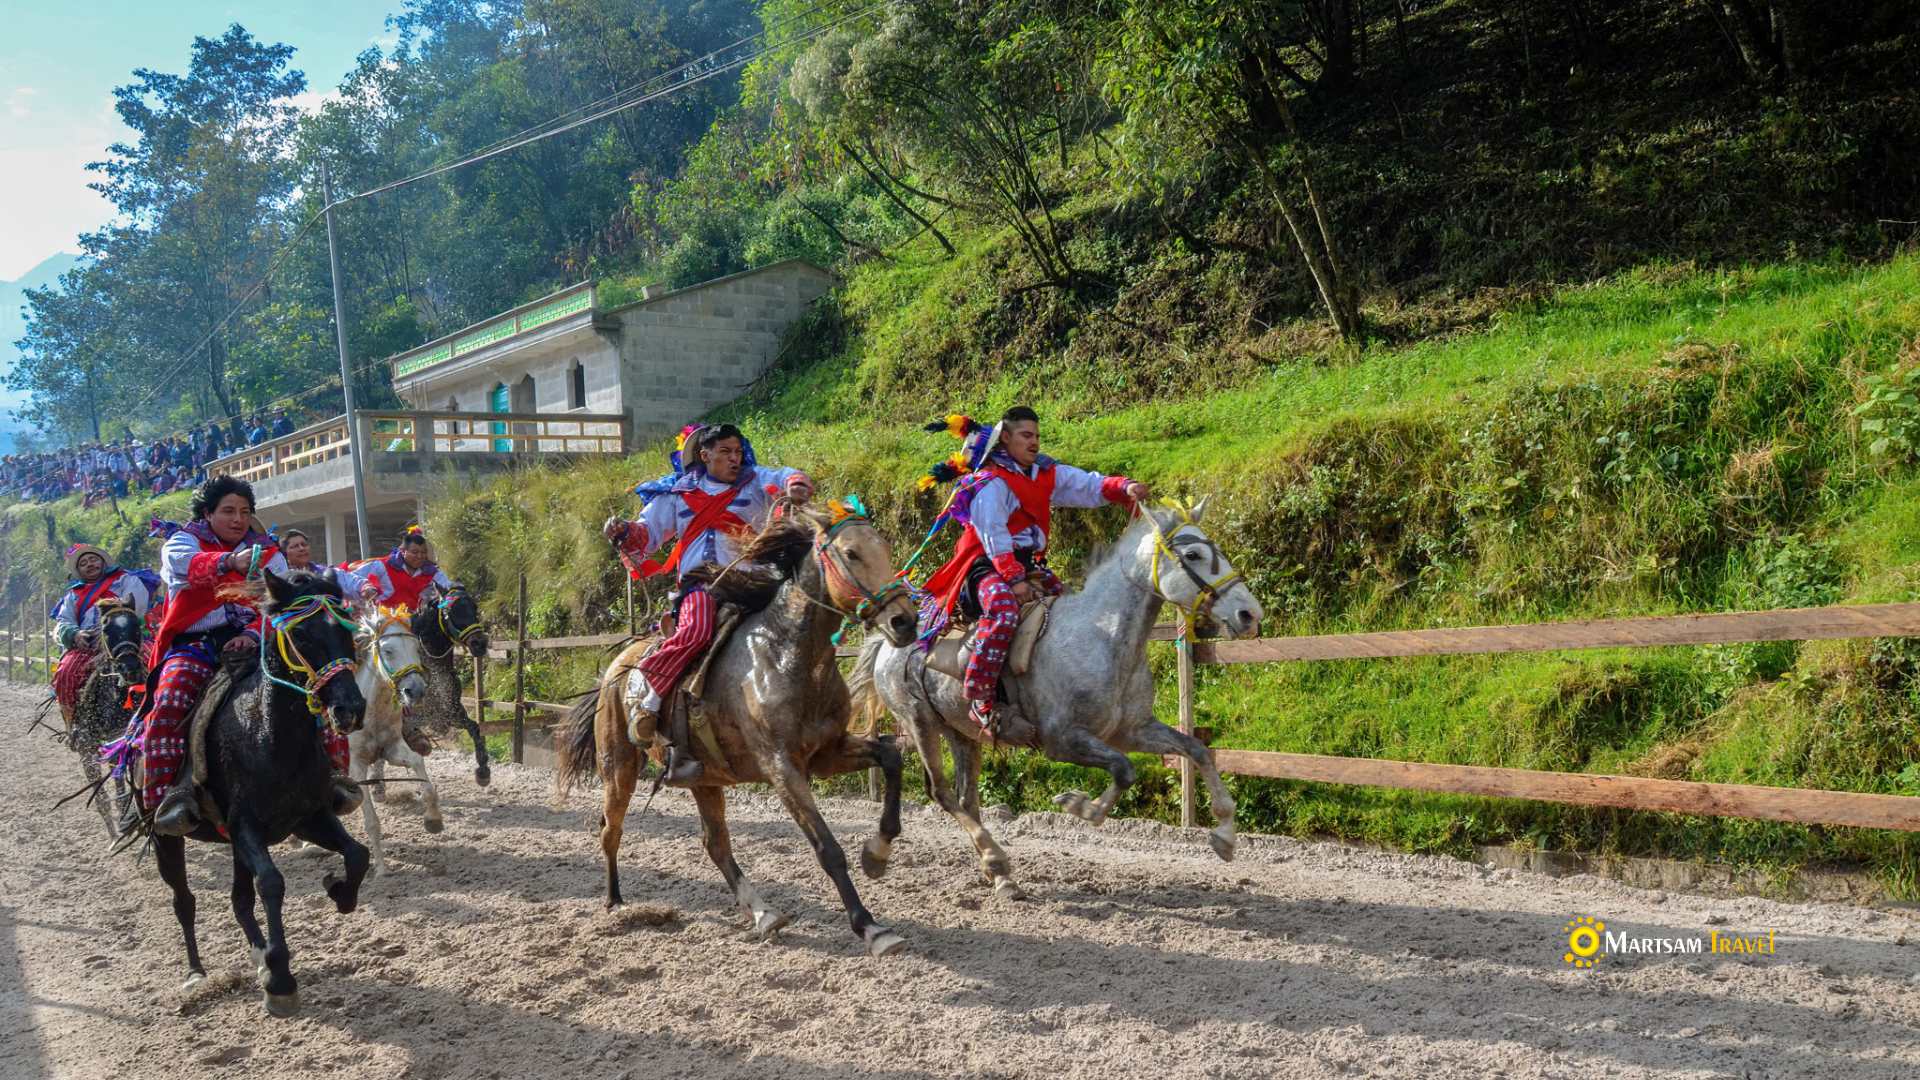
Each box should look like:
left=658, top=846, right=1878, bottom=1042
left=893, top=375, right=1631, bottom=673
left=626, top=679, right=662, bottom=751
left=150, top=774, right=201, bottom=837
left=660, top=704, right=705, bottom=788
left=968, top=697, right=999, bottom=740
left=329, top=772, right=364, bottom=816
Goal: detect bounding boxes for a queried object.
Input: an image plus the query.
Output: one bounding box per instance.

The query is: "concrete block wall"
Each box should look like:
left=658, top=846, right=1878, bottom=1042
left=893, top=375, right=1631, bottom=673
left=613, top=261, right=833, bottom=444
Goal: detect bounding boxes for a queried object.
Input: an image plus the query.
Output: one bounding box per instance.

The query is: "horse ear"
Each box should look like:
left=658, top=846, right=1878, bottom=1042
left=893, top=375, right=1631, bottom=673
left=263, top=568, right=294, bottom=607
left=1191, top=494, right=1211, bottom=522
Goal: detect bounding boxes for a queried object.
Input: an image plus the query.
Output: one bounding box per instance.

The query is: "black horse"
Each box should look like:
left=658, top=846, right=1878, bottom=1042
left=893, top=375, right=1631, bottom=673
left=65, top=599, right=149, bottom=836
left=151, top=569, right=369, bottom=1017
left=405, top=586, right=492, bottom=785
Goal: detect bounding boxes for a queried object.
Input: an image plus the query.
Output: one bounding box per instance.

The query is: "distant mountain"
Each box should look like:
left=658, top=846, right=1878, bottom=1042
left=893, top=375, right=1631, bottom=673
left=0, top=252, right=88, bottom=452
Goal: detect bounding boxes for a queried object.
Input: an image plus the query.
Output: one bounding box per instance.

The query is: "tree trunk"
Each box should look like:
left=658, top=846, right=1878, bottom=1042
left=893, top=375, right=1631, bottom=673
left=841, top=140, right=956, bottom=257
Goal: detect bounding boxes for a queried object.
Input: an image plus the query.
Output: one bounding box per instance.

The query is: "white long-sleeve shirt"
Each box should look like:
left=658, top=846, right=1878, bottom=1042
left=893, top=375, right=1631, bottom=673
left=161, top=530, right=288, bottom=635
left=360, top=558, right=453, bottom=603
left=968, top=460, right=1118, bottom=561
left=632, top=466, right=809, bottom=577
left=52, top=570, right=154, bottom=636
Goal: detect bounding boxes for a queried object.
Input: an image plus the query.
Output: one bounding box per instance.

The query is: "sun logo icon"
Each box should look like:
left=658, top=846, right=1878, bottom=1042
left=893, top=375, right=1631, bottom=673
left=1564, top=916, right=1606, bottom=968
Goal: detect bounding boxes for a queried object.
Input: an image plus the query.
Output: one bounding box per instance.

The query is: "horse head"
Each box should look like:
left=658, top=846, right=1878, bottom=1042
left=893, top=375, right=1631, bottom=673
left=1141, top=497, right=1264, bottom=640
left=264, top=569, right=367, bottom=732
left=424, top=585, right=488, bottom=660
left=361, top=609, right=428, bottom=709
left=807, top=497, right=919, bottom=647
left=92, top=596, right=148, bottom=684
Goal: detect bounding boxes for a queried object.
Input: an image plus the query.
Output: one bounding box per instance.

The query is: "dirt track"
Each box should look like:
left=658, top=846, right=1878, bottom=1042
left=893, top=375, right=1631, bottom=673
left=4, top=683, right=1919, bottom=1079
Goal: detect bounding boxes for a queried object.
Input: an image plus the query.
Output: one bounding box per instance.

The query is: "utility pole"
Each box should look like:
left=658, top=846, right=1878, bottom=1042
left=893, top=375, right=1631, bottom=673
left=321, top=162, right=373, bottom=560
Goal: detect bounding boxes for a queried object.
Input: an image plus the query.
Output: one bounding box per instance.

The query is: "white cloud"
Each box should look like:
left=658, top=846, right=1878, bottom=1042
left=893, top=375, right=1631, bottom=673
left=6, top=87, right=37, bottom=119
left=287, top=88, right=342, bottom=117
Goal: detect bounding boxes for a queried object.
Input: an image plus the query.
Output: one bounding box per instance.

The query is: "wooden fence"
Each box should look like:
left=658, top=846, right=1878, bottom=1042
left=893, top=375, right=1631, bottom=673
left=448, top=577, right=1920, bottom=835
left=9, top=574, right=1919, bottom=836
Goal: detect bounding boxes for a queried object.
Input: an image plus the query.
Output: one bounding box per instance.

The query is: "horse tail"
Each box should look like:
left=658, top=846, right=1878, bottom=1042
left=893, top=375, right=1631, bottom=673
left=847, top=636, right=887, bottom=738
left=552, top=682, right=601, bottom=800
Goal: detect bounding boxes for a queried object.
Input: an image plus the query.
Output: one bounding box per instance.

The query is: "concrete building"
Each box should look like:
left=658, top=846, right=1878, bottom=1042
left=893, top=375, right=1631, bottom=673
left=211, top=259, right=832, bottom=562
left=387, top=259, right=833, bottom=444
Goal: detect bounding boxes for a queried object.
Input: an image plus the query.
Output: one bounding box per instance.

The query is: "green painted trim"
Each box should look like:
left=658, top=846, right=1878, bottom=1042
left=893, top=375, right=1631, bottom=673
left=388, top=282, right=595, bottom=382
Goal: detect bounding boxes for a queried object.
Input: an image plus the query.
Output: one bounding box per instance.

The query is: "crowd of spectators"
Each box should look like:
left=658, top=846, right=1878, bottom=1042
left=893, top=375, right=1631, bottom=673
left=1, top=409, right=305, bottom=506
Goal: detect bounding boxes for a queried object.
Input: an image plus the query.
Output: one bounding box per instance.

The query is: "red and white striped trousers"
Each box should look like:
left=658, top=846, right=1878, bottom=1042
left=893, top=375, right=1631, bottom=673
left=637, top=586, right=716, bottom=700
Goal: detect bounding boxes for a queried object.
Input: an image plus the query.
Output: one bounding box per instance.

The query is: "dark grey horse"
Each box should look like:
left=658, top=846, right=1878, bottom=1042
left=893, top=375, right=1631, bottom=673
left=148, top=569, right=369, bottom=1016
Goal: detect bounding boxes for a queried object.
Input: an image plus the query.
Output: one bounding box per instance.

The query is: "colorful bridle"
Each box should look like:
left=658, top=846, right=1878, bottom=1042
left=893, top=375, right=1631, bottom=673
left=260, top=593, right=361, bottom=724
left=366, top=611, right=426, bottom=687
left=813, top=496, right=912, bottom=625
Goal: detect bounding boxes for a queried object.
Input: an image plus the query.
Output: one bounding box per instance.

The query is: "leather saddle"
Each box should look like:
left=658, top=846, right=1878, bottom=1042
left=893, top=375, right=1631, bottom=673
left=924, top=596, right=1057, bottom=682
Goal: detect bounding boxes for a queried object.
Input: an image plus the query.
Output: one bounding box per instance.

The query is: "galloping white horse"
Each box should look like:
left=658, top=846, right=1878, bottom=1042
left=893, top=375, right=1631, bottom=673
left=852, top=499, right=1263, bottom=898
left=350, top=608, right=436, bottom=874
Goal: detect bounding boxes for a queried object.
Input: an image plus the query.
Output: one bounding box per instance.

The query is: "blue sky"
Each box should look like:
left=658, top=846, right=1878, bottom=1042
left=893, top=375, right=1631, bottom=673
left=0, top=1, right=406, bottom=280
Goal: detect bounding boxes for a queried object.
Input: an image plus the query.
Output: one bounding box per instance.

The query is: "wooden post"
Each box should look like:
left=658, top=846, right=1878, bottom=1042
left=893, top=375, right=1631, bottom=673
left=625, top=576, right=636, bottom=637
left=40, top=592, right=51, bottom=682
left=512, top=573, right=527, bottom=765
left=1177, top=635, right=1196, bottom=829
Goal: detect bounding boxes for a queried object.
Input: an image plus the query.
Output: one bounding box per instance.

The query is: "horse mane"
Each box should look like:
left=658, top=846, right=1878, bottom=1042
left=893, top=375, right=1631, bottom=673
left=678, top=511, right=823, bottom=611
left=1084, top=513, right=1157, bottom=584
left=214, top=568, right=345, bottom=612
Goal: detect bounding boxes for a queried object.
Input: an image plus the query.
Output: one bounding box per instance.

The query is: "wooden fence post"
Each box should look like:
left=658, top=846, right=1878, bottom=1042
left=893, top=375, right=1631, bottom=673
left=1177, top=635, right=1196, bottom=829
left=40, top=592, right=51, bottom=682
left=626, top=576, right=636, bottom=637
left=512, top=573, right=527, bottom=765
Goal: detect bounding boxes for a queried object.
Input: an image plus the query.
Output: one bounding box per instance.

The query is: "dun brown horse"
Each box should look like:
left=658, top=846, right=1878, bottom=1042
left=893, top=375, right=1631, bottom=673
left=555, top=503, right=921, bottom=956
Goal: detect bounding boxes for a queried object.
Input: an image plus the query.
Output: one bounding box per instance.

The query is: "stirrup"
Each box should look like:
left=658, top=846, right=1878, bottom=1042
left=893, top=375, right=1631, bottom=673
left=330, top=775, right=364, bottom=816
left=151, top=785, right=201, bottom=837
left=626, top=708, right=659, bottom=751
left=660, top=745, right=704, bottom=788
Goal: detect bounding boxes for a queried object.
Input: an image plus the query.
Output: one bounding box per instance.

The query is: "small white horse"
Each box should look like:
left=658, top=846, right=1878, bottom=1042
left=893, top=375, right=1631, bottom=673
left=350, top=609, right=436, bottom=874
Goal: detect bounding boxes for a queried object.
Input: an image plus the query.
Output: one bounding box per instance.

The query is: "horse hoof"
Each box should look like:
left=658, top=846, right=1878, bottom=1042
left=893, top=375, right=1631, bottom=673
left=752, top=911, right=792, bottom=941
left=866, top=928, right=908, bottom=958
left=1209, top=829, right=1237, bottom=862
left=474, top=767, right=491, bottom=787
left=859, top=837, right=890, bottom=880
left=992, top=879, right=1028, bottom=902
left=424, top=818, right=444, bottom=834
left=181, top=970, right=207, bottom=990
left=263, top=990, right=300, bottom=1018
left=1052, top=791, right=1091, bottom=820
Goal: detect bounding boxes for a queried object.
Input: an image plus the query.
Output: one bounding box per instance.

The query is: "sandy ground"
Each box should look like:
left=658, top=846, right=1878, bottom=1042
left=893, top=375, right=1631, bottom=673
left=3, top=683, right=1920, bottom=1079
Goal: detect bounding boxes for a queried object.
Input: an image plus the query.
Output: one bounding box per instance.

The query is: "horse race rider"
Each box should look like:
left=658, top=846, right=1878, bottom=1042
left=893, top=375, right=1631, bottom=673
left=601, top=421, right=815, bottom=785
left=281, top=528, right=375, bottom=603
left=354, top=524, right=458, bottom=609
left=917, top=406, right=1150, bottom=733
left=50, top=541, right=159, bottom=725
left=105, top=475, right=361, bottom=836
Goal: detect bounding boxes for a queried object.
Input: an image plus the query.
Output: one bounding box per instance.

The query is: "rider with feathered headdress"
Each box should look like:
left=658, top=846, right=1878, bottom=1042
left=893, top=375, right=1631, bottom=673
left=915, top=407, right=1150, bottom=733
left=602, top=421, right=814, bottom=785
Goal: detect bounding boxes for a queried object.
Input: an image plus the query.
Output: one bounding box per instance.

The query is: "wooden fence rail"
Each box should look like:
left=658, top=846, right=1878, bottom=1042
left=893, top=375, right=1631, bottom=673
left=10, top=575, right=1919, bottom=838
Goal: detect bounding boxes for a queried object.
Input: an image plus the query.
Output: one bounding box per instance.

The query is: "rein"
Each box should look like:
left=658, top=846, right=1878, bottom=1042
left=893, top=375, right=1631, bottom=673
left=259, top=594, right=360, bottom=726
left=1138, top=500, right=1245, bottom=634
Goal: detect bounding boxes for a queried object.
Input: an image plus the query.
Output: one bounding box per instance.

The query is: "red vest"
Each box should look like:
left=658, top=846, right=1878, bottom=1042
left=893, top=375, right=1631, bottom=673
left=923, top=463, right=1058, bottom=616
left=67, top=568, right=130, bottom=623
left=149, top=538, right=279, bottom=661
left=358, top=558, right=440, bottom=611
